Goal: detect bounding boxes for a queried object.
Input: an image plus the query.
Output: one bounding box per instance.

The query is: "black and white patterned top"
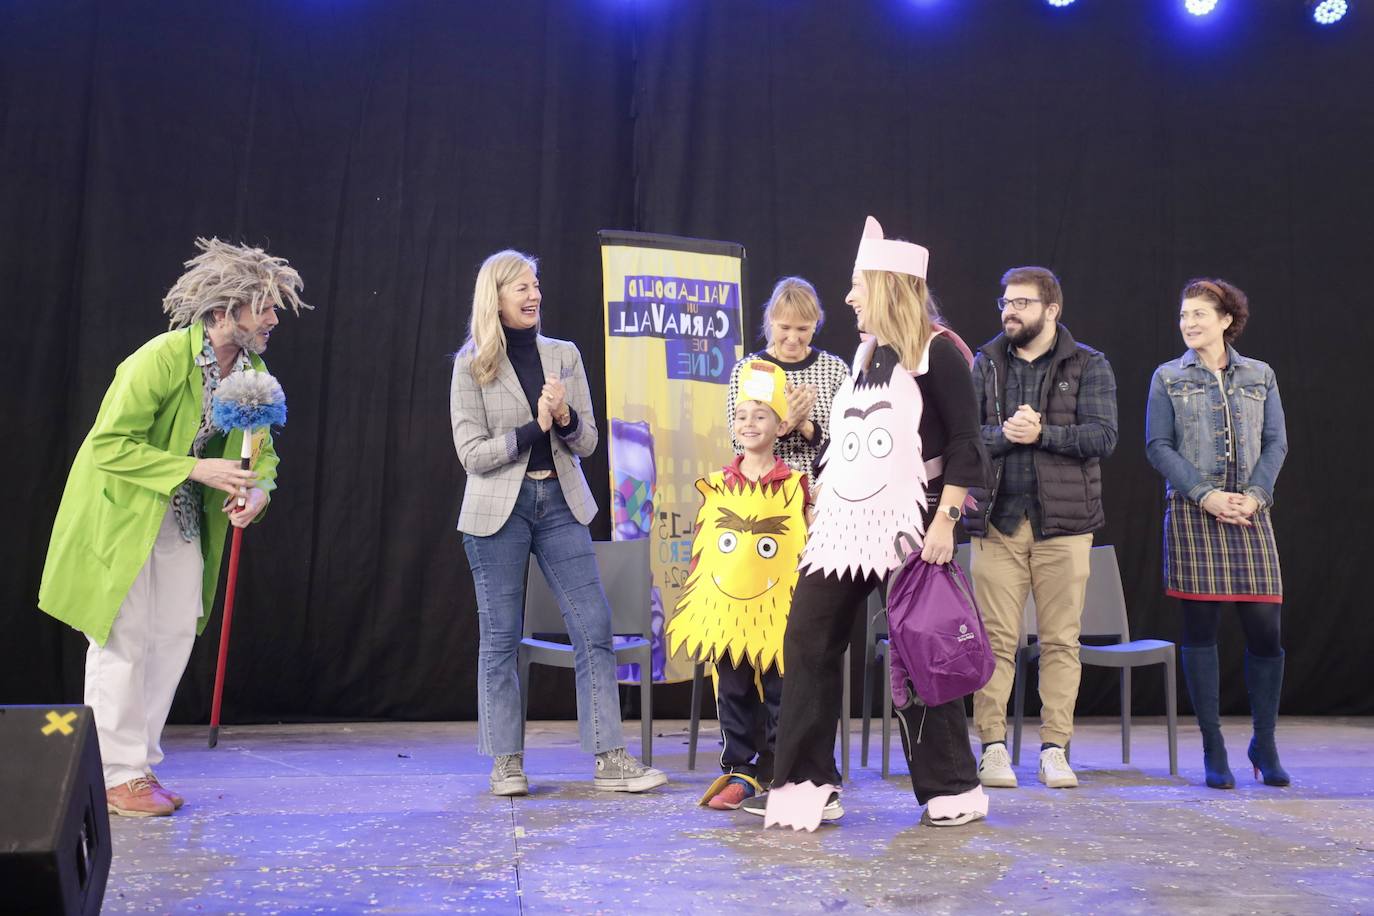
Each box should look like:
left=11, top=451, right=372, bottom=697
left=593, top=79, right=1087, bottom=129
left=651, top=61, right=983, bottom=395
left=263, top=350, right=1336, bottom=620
left=725, top=347, right=851, bottom=489
left=170, top=339, right=249, bottom=543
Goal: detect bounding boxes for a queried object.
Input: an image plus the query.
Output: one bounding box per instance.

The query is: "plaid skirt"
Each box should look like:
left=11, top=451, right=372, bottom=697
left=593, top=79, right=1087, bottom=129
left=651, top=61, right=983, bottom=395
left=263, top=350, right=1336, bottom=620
left=1163, top=492, right=1282, bottom=602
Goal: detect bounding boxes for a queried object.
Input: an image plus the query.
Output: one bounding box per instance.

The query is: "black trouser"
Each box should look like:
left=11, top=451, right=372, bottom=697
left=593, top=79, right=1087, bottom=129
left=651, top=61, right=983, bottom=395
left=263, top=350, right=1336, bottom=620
left=715, top=655, right=783, bottom=782
left=771, top=568, right=980, bottom=805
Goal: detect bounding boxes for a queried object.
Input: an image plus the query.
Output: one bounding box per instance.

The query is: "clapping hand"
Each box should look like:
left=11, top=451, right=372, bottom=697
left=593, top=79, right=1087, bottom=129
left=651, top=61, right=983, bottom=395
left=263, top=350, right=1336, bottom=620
left=1002, top=404, right=1042, bottom=445
left=536, top=392, right=555, bottom=431
left=541, top=375, right=567, bottom=415
left=778, top=382, right=817, bottom=436
left=540, top=375, right=570, bottom=428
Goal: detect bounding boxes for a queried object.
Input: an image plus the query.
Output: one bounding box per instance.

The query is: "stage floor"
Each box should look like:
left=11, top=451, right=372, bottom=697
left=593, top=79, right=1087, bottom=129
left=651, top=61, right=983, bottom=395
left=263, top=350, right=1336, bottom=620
left=102, top=717, right=1372, bottom=914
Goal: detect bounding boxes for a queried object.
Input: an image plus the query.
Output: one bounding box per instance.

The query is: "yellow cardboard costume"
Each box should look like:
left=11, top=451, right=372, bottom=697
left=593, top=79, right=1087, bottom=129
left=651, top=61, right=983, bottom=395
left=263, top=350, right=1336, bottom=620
left=667, top=470, right=806, bottom=675
left=667, top=359, right=808, bottom=806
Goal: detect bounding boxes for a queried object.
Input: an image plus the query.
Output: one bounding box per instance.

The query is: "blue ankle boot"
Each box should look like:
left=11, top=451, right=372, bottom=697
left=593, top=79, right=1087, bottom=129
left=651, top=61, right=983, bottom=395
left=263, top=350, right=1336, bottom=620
left=1244, top=651, right=1291, bottom=787
left=1180, top=645, right=1235, bottom=789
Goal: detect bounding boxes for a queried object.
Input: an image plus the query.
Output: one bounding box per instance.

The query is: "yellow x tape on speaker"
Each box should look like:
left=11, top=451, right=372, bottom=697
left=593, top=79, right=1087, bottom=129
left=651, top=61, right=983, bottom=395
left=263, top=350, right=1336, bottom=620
left=42, top=710, right=77, bottom=736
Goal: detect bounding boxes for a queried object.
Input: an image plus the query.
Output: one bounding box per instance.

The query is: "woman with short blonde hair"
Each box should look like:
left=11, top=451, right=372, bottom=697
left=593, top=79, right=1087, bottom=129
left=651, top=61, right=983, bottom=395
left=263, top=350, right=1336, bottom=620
left=725, top=276, right=849, bottom=491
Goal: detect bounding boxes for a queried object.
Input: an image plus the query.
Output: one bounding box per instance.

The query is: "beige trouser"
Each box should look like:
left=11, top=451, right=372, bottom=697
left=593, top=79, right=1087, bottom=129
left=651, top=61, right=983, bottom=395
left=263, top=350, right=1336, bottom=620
left=970, top=518, right=1092, bottom=748
left=85, top=507, right=203, bottom=788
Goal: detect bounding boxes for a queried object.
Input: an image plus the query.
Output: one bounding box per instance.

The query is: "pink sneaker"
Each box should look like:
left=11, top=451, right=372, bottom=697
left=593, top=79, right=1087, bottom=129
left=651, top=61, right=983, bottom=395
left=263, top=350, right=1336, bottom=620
left=707, top=778, right=755, bottom=810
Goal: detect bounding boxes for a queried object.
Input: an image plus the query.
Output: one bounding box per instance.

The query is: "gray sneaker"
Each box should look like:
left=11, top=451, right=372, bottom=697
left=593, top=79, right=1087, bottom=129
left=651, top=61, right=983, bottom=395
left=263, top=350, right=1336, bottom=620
left=593, top=748, right=668, bottom=792
left=490, top=753, right=529, bottom=796
left=740, top=791, right=844, bottom=821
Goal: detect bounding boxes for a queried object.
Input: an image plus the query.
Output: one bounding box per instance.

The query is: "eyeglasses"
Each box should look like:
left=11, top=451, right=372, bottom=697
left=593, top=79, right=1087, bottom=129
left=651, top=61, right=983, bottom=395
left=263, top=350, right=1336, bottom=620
left=996, top=297, right=1042, bottom=312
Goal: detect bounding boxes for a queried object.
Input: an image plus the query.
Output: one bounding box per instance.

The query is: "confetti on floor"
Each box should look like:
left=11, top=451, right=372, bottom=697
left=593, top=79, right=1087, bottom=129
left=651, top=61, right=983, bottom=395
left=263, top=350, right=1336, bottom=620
left=100, top=717, right=1374, bottom=913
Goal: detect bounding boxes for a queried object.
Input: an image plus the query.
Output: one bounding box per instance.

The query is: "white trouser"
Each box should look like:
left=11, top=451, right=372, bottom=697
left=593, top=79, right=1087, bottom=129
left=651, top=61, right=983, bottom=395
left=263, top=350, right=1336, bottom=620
left=85, top=507, right=203, bottom=788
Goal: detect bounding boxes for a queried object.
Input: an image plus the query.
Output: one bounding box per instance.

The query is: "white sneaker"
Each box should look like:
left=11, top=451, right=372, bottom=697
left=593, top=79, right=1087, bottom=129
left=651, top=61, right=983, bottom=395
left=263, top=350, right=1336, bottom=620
left=978, top=743, right=1018, bottom=788
left=1038, top=746, right=1078, bottom=788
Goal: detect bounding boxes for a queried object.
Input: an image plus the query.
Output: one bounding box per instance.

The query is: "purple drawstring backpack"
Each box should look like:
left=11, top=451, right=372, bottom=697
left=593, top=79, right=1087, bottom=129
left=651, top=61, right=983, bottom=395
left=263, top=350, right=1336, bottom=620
left=886, top=536, right=995, bottom=710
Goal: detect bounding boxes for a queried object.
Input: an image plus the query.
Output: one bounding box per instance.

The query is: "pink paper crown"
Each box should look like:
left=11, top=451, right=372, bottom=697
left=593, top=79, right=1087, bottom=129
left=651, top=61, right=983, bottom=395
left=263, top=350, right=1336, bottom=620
left=853, top=216, right=929, bottom=279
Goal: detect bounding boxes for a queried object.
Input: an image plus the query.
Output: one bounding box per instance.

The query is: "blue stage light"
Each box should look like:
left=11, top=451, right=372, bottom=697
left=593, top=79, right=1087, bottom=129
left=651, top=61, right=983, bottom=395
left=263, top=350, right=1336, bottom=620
left=1046, top=0, right=1076, bottom=7
left=1184, top=0, right=1218, bottom=14
left=1311, top=0, right=1348, bottom=24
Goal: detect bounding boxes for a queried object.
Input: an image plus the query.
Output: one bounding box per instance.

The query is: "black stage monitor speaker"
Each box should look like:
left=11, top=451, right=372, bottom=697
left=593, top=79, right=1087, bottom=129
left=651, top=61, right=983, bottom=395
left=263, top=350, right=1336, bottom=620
left=0, top=705, right=111, bottom=916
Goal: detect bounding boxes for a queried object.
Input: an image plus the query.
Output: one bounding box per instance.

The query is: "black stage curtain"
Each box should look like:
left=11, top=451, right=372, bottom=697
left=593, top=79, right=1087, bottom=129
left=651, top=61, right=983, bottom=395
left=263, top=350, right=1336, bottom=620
left=3, top=1, right=1369, bottom=722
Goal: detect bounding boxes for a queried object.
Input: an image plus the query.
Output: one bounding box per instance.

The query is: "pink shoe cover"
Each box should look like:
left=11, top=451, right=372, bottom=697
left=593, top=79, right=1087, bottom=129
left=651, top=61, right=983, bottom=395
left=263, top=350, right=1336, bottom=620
left=763, top=780, right=839, bottom=832
left=924, top=784, right=989, bottom=822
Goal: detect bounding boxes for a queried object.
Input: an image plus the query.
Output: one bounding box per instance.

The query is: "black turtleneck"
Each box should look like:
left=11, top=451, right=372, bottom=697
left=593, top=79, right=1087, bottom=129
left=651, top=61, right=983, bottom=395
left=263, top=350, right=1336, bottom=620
left=504, top=324, right=578, bottom=472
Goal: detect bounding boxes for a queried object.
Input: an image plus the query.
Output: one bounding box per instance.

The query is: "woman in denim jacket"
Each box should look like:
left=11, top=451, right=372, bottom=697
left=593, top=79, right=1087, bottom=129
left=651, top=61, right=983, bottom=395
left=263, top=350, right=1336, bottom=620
left=1146, top=278, right=1289, bottom=790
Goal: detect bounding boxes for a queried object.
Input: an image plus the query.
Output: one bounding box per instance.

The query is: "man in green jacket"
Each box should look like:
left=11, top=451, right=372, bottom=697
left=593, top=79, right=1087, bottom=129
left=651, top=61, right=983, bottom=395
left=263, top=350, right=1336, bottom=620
left=39, top=238, right=311, bottom=817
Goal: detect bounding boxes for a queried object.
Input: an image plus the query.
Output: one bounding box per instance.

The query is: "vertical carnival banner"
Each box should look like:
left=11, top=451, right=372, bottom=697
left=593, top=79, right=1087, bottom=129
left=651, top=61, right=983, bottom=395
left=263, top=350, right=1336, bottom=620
left=599, top=230, right=746, bottom=683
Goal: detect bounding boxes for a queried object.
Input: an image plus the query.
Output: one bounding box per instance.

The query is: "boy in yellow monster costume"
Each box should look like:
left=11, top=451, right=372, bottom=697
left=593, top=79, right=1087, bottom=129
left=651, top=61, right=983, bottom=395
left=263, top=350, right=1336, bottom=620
left=667, top=360, right=809, bottom=810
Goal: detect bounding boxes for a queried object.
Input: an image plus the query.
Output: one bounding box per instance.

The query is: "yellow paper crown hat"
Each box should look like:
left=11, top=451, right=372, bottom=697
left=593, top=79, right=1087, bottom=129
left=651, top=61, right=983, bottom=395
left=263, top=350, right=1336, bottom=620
left=736, top=359, right=789, bottom=421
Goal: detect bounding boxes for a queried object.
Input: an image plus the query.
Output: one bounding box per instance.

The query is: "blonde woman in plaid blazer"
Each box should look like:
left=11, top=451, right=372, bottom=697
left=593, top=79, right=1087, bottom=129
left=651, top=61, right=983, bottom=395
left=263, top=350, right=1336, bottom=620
left=451, top=250, right=667, bottom=798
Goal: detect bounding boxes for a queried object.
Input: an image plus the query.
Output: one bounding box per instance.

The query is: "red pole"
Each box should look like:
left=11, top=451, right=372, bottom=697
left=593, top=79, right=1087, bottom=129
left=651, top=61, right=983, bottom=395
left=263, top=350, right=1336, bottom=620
left=208, top=524, right=244, bottom=747
left=209, top=440, right=253, bottom=748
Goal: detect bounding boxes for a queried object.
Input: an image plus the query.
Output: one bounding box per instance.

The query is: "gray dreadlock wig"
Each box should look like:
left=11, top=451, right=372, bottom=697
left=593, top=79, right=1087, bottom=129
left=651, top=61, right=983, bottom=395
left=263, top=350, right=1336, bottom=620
left=161, top=237, right=311, bottom=330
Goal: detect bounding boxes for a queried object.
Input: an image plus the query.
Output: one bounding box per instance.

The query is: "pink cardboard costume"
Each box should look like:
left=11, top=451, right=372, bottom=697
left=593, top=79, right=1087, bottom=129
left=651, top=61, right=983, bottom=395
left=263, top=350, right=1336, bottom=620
left=799, top=335, right=929, bottom=581
left=764, top=216, right=989, bottom=831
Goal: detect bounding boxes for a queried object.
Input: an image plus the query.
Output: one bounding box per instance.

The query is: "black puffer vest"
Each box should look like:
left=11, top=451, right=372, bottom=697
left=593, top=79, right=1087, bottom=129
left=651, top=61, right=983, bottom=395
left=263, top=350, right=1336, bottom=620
left=965, top=325, right=1106, bottom=538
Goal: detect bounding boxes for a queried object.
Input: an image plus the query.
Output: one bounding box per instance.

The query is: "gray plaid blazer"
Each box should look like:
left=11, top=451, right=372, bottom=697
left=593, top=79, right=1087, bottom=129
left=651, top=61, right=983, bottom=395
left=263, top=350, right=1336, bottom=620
left=451, top=335, right=600, bottom=536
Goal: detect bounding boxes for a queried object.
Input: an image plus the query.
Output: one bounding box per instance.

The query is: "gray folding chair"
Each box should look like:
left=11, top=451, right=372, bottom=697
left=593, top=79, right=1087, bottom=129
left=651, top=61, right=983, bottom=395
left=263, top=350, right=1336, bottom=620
left=861, top=543, right=972, bottom=777
left=860, top=591, right=894, bottom=776
left=518, top=539, right=656, bottom=763
left=1011, top=544, right=1178, bottom=775
left=687, top=651, right=851, bottom=782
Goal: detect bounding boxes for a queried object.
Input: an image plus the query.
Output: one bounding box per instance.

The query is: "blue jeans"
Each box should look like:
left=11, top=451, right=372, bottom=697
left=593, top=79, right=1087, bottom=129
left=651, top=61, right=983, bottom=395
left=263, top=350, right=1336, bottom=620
left=463, top=477, right=623, bottom=757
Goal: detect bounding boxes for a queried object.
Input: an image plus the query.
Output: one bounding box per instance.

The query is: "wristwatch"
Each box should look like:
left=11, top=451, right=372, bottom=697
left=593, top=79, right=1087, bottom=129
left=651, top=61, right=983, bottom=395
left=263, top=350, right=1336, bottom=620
left=939, top=504, right=962, bottom=522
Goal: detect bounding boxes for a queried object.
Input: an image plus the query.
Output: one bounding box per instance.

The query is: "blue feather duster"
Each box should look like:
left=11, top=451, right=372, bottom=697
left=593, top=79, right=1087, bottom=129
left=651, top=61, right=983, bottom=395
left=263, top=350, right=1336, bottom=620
left=213, top=370, right=288, bottom=432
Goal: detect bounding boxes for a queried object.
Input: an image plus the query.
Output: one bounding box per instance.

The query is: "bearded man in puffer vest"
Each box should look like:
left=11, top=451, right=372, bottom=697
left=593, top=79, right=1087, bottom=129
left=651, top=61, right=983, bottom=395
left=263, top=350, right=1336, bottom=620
left=965, top=266, right=1118, bottom=793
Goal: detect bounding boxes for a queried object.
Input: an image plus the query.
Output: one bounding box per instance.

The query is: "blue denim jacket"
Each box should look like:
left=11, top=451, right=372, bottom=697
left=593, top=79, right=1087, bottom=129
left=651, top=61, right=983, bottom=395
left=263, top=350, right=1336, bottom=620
left=1145, top=346, right=1287, bottom=506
